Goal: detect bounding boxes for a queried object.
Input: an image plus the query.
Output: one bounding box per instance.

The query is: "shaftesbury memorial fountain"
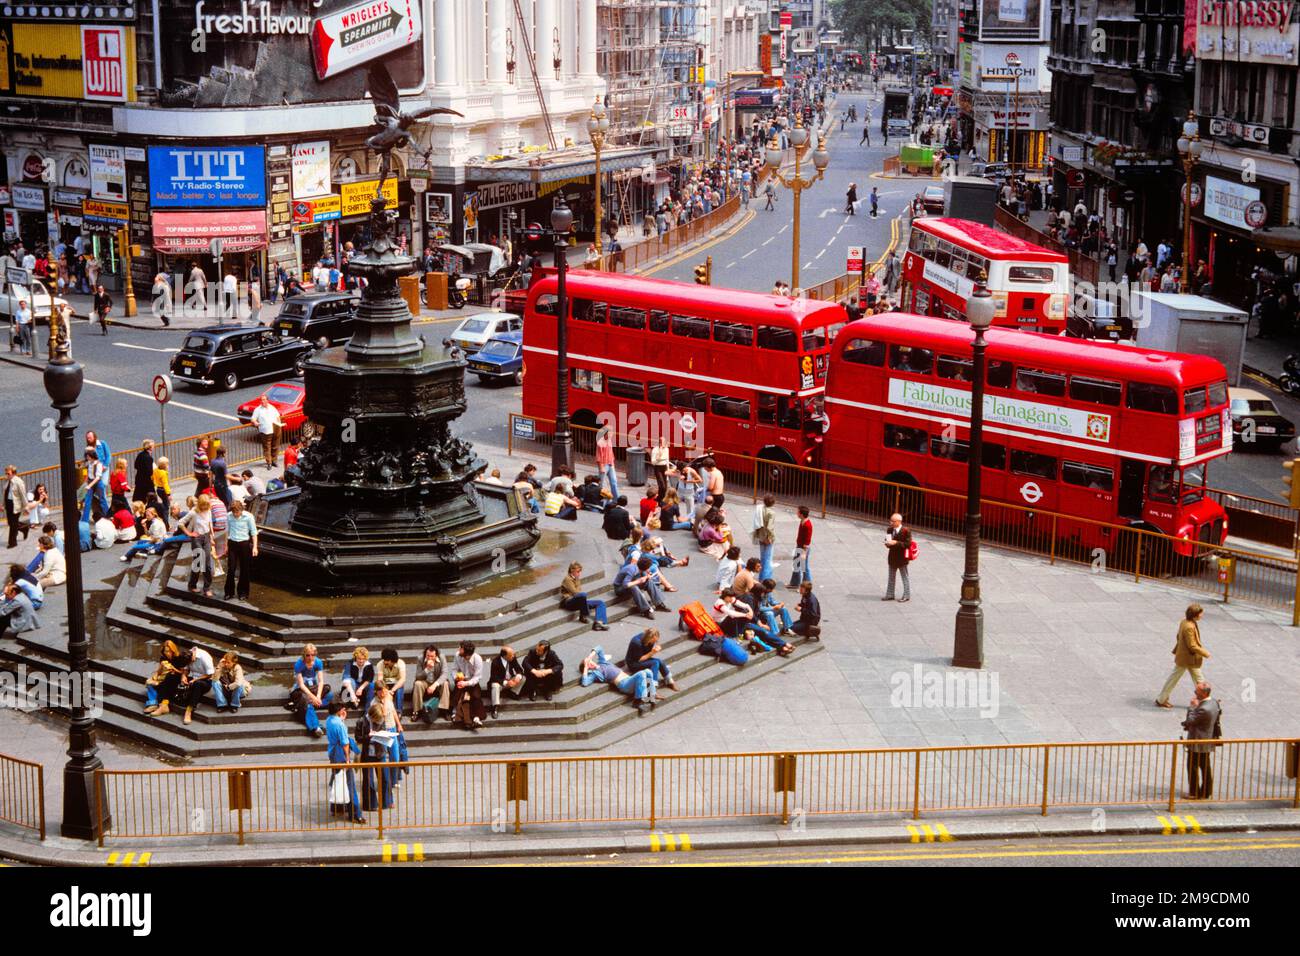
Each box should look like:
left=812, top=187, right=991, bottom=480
left=258, top=63, right=540, bottom=592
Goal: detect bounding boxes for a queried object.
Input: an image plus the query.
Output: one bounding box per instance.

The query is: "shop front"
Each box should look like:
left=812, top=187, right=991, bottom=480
left=80, top=198, right=130, bottom=291
left=1193, top=165, right=1292, bottom=308
left=151, top=210, right=269, bottom=289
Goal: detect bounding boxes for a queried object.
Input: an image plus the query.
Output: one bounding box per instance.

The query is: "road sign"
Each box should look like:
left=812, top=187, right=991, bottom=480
left=1121, top=188, right=1137, bottom=203
left=5, top=266, right=30, bottom=286
left=1019, top=481, right=1043, bottom=504
left=152, top=374, right=172, bottom=405
left=847, top=246, right=864, bottom=273
left=511, top=416, right=535, bottom=441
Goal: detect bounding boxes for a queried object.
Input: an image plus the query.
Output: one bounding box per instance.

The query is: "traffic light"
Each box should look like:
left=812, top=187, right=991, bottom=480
left=694, top=261, right=709, bottom=285
left=1284, top=458, right=1300, bottom=509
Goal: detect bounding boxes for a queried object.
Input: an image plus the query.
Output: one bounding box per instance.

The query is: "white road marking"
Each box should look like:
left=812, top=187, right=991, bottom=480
left=761, top=236, right=775, bottom=246
left=113, top=342, right=179, bottom=354
left=725, top=261, right=736, bottom=269
left=804, top=261, right=814, bottom=269
left=815, top=248, right=826, bottom=259
left=81, top=379, right=240, bottom=421
left=779, top=224, right=790, bottom=234
left=741, top=249, right=757, bottom=259
left=835, top=224, right=846, bottom=236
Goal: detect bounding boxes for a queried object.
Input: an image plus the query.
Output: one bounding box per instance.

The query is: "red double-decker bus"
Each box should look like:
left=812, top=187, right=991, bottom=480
left=900, top=217, right=1070, bottom=334
left=521, top=271, right=847, bottom=467
left=823, top=312, right=1232, bottom=556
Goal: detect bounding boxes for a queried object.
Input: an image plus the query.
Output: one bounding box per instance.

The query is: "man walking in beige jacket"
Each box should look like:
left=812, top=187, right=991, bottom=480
left=1156, top=604, right=1210, bottom=708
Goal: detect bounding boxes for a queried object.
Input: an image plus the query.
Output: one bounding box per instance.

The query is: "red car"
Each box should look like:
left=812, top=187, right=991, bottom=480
left=236, top=382, right=306, bottom=431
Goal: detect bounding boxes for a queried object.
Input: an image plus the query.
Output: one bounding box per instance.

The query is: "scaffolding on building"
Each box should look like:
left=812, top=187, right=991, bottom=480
left=598, top=0, right=707, bottom=227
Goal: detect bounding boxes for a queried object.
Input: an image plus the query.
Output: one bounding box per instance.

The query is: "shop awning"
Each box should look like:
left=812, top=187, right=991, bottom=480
left=1254, top=226, right=1300, bottom=255
left=465, top=146, right=664, bottom=185
left=152, top=210, right=268, bottom=254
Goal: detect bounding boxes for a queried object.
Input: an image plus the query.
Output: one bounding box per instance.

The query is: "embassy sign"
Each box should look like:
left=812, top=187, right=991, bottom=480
left=311, top=0, right=423, bottom=80
left=148, top=146, right=267, bottom=208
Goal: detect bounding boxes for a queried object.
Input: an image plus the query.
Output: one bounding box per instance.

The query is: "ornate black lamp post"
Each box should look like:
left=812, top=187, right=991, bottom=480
left=549, top=198, right=575, bottom=475
left=952, top=281, right=996, bottom=669
left=42, top=312, right=111, bottom=839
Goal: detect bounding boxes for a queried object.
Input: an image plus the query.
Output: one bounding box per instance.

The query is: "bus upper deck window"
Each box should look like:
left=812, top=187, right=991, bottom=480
left=608, top=306, right=646, bottom=330
left=801, top=326, right=826, bottom=351
left=1183, top=387, right=1207, bottom=414
left=1069, top=376, right=1122, bottom=406
left=1126, top=382, right=1177, bottom=414
left=889, top=344, right=933, bottom=375
left=714, top=321, right=754, bottom=346
left=672, top=314, right=710, bottom=339
left=1207, top=381, right=1228, bottom=407
left=648, top=310, right=670, bottom=333
left=573, top=298, right=605, bottom=323
left=1007, top=266, right=1055, bottom=283
left=757, top=325, right=798, bottom=352
left=842, top=338, right=885, bottom=366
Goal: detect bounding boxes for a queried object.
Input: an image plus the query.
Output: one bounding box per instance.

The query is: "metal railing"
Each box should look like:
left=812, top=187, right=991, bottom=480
left=92, top=739, right=1300, bottom=844
left=1207, top=485, right=1298, bottom=552
left=0, top=753, right=45, bottom=840
left=506, top=414, right=1300, bottom=617
left=1, top=420, right=302, bottom=529
left=596, top=193, right=743, bottom=275
left=803, top=272, right=861, bottom=303
left=995, top=206, right=1101, bottom=286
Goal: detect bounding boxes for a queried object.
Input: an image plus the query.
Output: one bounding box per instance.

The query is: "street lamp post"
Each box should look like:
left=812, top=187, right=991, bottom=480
left=42, top=311, right=111, bottom=839
left=587, top=99, right=610, bottom=256
left=765, top=112, right=830, bottom=292
left=1176, top=112, right=1202, bottom=293
left=952, top=281, right=996, bottom=670
left=549, top=198, right=575, bottom=475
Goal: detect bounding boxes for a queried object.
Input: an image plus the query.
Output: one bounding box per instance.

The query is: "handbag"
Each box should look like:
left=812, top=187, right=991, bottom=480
left=328, top=769, right=351, bottom=805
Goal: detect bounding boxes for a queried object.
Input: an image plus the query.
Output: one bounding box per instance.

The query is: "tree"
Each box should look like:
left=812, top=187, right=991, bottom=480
left=830, top=0, right=932, bottom=52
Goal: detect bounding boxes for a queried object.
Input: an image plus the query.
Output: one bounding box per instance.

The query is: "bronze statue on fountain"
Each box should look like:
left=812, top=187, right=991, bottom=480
left=256, top=61, right=539, bottom=593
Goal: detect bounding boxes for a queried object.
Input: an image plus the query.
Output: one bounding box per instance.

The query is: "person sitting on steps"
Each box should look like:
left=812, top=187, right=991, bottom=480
left=488, top=645, right=526, bottom=717
left=559, top=561, right=610, bottom=631
left=522, top=640, right=564, bottom=701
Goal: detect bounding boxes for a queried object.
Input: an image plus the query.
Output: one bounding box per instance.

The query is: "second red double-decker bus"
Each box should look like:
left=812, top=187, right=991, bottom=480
left=521, top=271, right=847, bottom=467
left=900, top=217, right=1070, bottom=333
left=823, top=312, right=1232, bottom=557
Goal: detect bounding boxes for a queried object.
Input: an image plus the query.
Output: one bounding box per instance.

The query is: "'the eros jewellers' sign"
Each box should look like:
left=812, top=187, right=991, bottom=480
left=311, top=0, right=422, bottom=80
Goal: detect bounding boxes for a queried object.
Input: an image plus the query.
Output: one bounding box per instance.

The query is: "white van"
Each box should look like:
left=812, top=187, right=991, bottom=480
left=444, top=310, right=523, bottom=354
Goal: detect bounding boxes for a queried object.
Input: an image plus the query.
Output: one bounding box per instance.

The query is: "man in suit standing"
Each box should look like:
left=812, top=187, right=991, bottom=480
left=1156, top=604, right=1210, bottom=708
left=1181, top=682, right=1220, bottom=799
left=3, top=465, right=28, bottom=549
left=883, top=513, right=912, bottom=602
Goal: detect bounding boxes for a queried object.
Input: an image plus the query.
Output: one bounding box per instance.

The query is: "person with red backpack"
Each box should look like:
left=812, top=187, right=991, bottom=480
left=883, top=512, right=914, bottom=602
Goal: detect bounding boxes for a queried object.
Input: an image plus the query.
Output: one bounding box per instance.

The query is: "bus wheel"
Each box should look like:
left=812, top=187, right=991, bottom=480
left=879, top=472, right=923, bottom=522
left=571, top=409, right=599, bottom=456
left=756, top=449, right=796, bottom=495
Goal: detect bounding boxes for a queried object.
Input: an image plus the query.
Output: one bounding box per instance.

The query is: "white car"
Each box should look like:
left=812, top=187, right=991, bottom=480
left=0, top=280, right=68, bottom=323
left=444, top=311, right=522, bottom=355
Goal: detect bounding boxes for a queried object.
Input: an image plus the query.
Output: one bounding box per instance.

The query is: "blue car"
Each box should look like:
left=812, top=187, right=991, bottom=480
left=466, top=331, right=523, bottom=385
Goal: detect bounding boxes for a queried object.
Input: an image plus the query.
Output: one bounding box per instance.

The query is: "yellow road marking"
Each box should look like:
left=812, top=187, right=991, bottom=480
left=649, top=832, right=692, bottom=851
left=1183, top=815, right=1205, bottom=834
left=137, top=852, right=152, bottom=866
left=106, top=852, right=120, bottom=866
left=486, top=835, right=1300, bottom=867
left=122, top=852, right=135, bottom=866
left=907, top=825, right=921, bottom=843
left=649, top=834, right=661, bottom=852
left=398, top=843, right=408, bottom=862
left=414, top=843, right=425, bottom=862
left=663, top=834, right=677, bottom=852
left=106, top=851, right=150, bottom=866
left=382, top=844, right=392, bottom=863
left=639, top=210, right=757, bottom=277
left=935, top=823, right=954, bottom=842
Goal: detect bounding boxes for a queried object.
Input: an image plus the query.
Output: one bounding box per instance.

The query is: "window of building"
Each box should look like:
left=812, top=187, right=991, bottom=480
left=842, top=338, right=886, bottom=366
left=607, top=376, right=644, bottom=401
left=608, top=306, right=646, bottom=330
left=757, top=325, right=798, bottom=351
left=710, top=395, right=751, bottom=420
left=672, top=314, right=711, bottom=339
left=1016, top=367, right=1067, bottom=397
left=571, top=368, right=604, bottom=392
left=714, top=320, right=754, bottom=346
left=1062, top=461, right=1114, bottom=491
left=1126, top=381, right=1177, bottom=414
left=889, top=344, right=934, bottom=375
left=1010, top=449, right=1057, bottom=479
left=1069, top=376, right=1122, bottom=406
left=884, top=424, right=929, bottom=454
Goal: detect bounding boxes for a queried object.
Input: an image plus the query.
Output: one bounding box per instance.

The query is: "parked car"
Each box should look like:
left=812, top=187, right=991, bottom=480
left=236, top=381, right=306, bottom=430
left=272, top=291, right=357, bottom=349
left=920, top=185, right=945, bottom=215
left=444, top=310, right=522, bottom=354
left=1228, top=387, right=1296, bottom=452
left=0, top=278, right=67, bottom=323
left=970, top=161, right=1012, bottom=182
left=170, top=325, right=313, bottom=391
left=466, top=331, right=523, bottom=385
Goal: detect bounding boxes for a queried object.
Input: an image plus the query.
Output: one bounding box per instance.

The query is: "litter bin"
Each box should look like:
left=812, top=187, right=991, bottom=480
left=625, top=446, right=647, bottom=487
left=398, top=274, right=421, bottom=315
left=425, top=272, right=448, bottom=310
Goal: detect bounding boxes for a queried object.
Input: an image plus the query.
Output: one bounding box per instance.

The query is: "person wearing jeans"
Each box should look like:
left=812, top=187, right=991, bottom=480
left=752, top=494, right=777, bottom=582
left=559, top=562, right=610, bottom=631
left=580, top=647, right=657, bottom=714
left=291, top=644, right=332, bottom=737
left=788, top=505, right=813, bottom=588
left=624, top=628, right=677, bottom=690
left=212, top=651, right=250, bottom=712
left=595, top=426, right=620, bottom=503
left=613, top=556, right=668, bottom=619
left=223, top=499, right=258, bottom=600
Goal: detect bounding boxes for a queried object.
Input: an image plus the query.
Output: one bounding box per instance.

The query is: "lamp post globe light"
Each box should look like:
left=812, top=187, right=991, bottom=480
left=952, top=280, right=996, bottom=670
left=42, top=311, right=111, bottom=839
left=550, top=197, right=576, bottom=475
left=587, top=99, right=610, bottom=255
left=765, top=112, right=830, bottom=293
left=1176, top=112, right=1202, bottom=293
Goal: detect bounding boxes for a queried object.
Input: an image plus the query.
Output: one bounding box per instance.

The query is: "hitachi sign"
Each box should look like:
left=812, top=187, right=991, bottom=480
left=1199, top=0, right=1296, bottom=32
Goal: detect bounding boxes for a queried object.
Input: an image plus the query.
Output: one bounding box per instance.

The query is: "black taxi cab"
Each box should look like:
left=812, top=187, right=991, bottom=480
left=272, top=291, right=358, bottom=349
left=170, top=325, right=314, bottom=391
